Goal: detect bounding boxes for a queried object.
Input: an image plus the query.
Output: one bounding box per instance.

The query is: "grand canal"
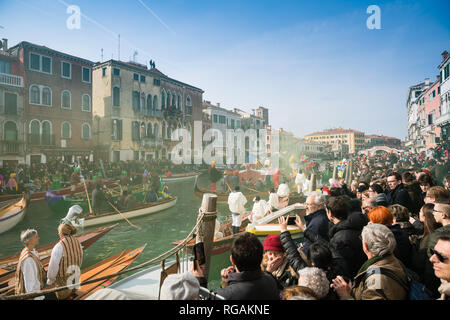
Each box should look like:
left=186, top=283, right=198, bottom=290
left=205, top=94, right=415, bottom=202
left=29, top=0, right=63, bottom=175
left=0, top=174, right=251, bottom=290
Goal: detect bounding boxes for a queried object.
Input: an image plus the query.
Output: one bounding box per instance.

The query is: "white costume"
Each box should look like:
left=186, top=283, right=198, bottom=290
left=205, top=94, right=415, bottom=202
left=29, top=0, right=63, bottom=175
left=20, top=249, right=44, bottom=300
left=295, top=172, right=306, bottom=194
left=47, top=241, right=83, bottom=285
left=228, top=191, right=248, bottom=228
left=250, top=200, right=269, bottom=223
left=277, top=183, right=290, bottom=198
left=61, top=205, right=84, bottom=225
left=268, top=192, right=279, bottom=210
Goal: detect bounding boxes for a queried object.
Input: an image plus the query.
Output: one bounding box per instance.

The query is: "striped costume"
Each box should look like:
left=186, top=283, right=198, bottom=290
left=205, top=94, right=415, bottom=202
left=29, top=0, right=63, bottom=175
left=55, top=236, right=83, bottom=299
left=14, top=248, right=45, bottom=296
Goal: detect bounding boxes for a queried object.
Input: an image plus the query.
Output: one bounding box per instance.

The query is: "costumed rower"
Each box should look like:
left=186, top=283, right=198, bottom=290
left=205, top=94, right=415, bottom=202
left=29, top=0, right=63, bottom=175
left=60, top=205, right=84, bottom=226
left=227, top=186, right=248, bottom=234
left=14, top=229, right=46, bottom=300
left=208, top=161, right=222, bottom=192
left=249, top=196, right=270, bottom=224
left=295, top=169, right=306, bottom=194
left=47, top=223, right=83, bottom=300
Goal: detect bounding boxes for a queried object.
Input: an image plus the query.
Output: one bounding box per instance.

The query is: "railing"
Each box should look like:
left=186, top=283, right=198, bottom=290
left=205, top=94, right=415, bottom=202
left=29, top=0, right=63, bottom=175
left=435, top=112, right=450, bottom=126
left=28, top=134, right=56, bottom=146
left=141, top=137, right=163, bottom=147
left=143, top=109, right=163, bottom=118
left=0, top=73, right=24, bottom=87
left=1, top=140, right=23, bottom=154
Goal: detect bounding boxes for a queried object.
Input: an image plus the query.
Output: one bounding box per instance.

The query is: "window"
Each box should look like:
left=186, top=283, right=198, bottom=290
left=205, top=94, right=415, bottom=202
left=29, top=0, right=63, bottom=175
left=42, top=121, right=52, bottom=145
left=161, top=90, right=166, bottom=108
left=219, top=115, right=226, bottom=124
left=61, top=90, right=71, bottom=109
left=113, top=68, right=120, bottom=76
left=82, top=94, right=91, bottom=112
left=0, top=61, right=11, bottom=74
left=231, top=119, right=235, bottom=129
left=213, top=114, right=218, bottom=123
left=131, top=121, right=140, bottom=141
left=111, top=119, right=122, bottom=140
left=146, top=94, right=152, bottom=113
left=29, top=52, right=51, bottom=74
left=4, top=92, right=18, bottom=115
left=140, top=75, right=146, bottom=83
left=61, top=61, right=71, bottom=79
left=133, top=73, right=139, bottom=81
left=112, top=87, right=120, bottom=107
left=82, top=123, right=91, bottom=139
left=42, top=87, right=52, bottom=106
left=153, top=78, right=160, bottom=86
left=4, top=121, right=17, bottom=141
left=432, top=90, right=436, bottom=98
left=132, top=91, right=140, bottom=111
left=153, top=95, right=158, bottom=110
left=82, top=67, right=91, bottom=83
left=236, top=120, right=240, bottom=128
left=438, top=86, right=441, bottom=94
left=102, top=67, right=107, bottom=77
left=61, top=122, right=71, bottom=139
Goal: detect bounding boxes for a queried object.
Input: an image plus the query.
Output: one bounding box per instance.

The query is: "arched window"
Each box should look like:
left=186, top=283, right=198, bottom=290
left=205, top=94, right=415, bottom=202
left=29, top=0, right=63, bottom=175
left=82, top=94, right=91, bottom=112
left=146, top=123, right=153, bottom=138
left=42, top=121, right=52, bottom=145
left=61, top=122, right=71, bottom=139
left=147, top=94, right=152, bottom=114
left=140, top=94, right=145, bottom=113
left=113, top=87, right=120, bottom=107
left=162, top=122, right=166, bottom=139
left=154, top=123, right=159, bottom=138
left=140, top=122, right=146, bottom=139
left=153, top=95, right=158, bottom=111
left=30, top=85, right=40, bottom=104
left=161, top=90, right=166, bottom=109
left=186, top=95, right=192, bottom=114
left=61, top=90, right=71, bottom=109
left=30, top=120, right=40, bottom=145
left=82, top=123, right=91, bottom=139
left=167, top=126, right=171, bottom=140
left=42, top=87, right=52, bottom=106
left=177, top=95, right=181, bottom=110
left=4, top=121, right=17, bottom=141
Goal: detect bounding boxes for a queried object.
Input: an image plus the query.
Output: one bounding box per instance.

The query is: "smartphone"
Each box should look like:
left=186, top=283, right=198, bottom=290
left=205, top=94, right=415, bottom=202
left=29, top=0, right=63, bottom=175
left=193, top=242, right=206, bottom=269
left=287, top=216, right=297, bottom=225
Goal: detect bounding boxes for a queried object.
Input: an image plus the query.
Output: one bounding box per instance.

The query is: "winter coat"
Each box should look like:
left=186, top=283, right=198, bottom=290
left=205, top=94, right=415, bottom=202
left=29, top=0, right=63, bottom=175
left=387, top=224, right=413, bottom=269
left=349, top=254, right=408, bottom=300
left=214, top=269, right=280, bottom=300
left=304, top=215, right=367, bottom=279
left=404, top=181, right=424, bottom=215
left=300, top=209, right=330, bottom=254
left=388, top=183, right=413, bottom=213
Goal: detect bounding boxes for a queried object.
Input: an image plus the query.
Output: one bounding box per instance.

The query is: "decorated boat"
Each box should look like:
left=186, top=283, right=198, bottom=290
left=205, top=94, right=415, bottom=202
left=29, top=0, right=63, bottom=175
left=0, top=180, right=119, bottom=204
left=70, top=196, right=178, bottom=228
left=161, top=171, right=201, bottom=183
left=0, top=224, right=118, bottom=289
left=0, top=193, right=28, bottom=235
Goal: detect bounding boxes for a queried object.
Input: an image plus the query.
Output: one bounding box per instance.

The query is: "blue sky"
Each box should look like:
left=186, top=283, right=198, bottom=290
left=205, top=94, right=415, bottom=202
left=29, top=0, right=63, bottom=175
left=1, top=0, right=449, bottom=140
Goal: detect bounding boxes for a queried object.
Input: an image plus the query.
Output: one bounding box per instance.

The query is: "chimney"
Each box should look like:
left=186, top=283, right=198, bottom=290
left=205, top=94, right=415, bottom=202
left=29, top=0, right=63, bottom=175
left=424, top=78, right=430, bottom=85
left=1, top=38, right=7, bottom=51
left=442, top=50, right=448, bottom=62
left=217, top=103, right=220, bottom=107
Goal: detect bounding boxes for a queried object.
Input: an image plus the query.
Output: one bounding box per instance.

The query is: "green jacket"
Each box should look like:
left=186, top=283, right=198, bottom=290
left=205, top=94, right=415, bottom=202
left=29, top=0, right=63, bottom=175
left=348, top=254, right=408, bottom=300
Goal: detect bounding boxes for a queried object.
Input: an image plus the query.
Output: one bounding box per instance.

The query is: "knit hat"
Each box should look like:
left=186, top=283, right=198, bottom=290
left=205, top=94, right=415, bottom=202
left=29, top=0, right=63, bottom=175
left=374, top=193, right=388, bottom=205
left=297, top=267, right=330, bottom=299
left=159, top=272, right=200, bottom=300
left=264, top=234, right=283, bottom=252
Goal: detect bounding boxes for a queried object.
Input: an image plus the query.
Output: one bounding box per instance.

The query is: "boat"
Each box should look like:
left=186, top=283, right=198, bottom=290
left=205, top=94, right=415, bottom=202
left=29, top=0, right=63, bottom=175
left=171, top=203, right=306, bottom=256
left=71, top=196, right=178, bottom=228
left=45, top=183, right=147, bottom=214
left=161, top=171, right=201, bottom=183
left=245, top=224, right=304, bottom=244
left=0, top=193, right=27, bottom=235
left=0, top=180, right=119, bottom=204
left=0, top=224, right=118, bottom=289
left=75, top=245, right=146, bottom=300
left=194, top=176, right=268, bottom=202
left=1, top=245, right=146, bottom=299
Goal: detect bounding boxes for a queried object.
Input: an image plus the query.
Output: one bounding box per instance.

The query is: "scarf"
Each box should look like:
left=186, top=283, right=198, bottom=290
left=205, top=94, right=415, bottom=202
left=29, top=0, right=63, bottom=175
left=357, top=254, right=389, bottom=275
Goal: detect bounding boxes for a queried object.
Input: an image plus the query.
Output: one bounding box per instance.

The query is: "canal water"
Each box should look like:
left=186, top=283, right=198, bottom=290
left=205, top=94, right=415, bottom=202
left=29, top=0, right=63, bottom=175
left=0, top=174, right=256, bottom=290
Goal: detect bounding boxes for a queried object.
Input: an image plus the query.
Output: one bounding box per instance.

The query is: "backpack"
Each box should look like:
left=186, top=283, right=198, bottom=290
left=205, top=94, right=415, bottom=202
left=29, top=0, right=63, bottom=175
left=363, top=265, right=433, bottom=300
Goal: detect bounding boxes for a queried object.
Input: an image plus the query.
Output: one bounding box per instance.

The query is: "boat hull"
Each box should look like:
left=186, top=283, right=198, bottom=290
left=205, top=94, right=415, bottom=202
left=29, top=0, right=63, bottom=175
left=161, top=173, right=200, bottom=183
left=74, top=197, right=178, bottom=228
left=0, top=195, right=27, bottom=235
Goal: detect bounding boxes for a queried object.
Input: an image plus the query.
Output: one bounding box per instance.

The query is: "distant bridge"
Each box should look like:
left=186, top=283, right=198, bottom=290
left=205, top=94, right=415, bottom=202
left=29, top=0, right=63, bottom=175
left=358, top=145, right=403, bottom=156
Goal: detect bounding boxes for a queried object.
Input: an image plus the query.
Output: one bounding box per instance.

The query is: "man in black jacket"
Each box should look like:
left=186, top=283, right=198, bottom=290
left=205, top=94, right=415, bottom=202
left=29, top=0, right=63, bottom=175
left=300, top=196, right=367, bottom=279
left=194, top=232, right=280, bottom=300
left=387, top=172, right=413, bottom=213
left=298, top=191, right=330, bottom=255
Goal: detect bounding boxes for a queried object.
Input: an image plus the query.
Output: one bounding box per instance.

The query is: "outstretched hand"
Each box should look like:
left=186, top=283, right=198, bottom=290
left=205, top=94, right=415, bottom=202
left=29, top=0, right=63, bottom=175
left=295, top=214, right=306, bottom=232
left=278, top=216, right=289, bottom=233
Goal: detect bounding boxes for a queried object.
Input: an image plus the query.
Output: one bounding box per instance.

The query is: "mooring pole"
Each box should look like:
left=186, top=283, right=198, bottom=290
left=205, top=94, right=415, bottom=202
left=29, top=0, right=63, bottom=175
left=196, top=193, right=218, bottom=281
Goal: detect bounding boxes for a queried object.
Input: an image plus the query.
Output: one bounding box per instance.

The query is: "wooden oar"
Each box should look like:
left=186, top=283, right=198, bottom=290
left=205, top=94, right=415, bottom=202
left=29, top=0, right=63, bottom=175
left=105, top=199, right=141, bottom=230
left=78, top=166, right=93, bottom=215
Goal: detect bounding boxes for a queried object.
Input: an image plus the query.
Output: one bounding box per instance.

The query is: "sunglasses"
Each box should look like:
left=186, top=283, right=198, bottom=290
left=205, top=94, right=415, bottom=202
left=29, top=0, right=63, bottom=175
left=430, top=248, right=449, bottom=263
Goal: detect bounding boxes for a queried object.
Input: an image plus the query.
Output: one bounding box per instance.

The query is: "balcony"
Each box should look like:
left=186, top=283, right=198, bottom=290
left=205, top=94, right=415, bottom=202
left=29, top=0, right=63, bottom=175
left=28, top=134, right=56, bottom=146
left=435, top=112, right=450, bottom=127
left=0, top=73, right=24, bottom=88
left=143, top=109, right=163, bottom=119
left=1, top=140, right=24, bottom=155
left=140, top=136, right=163, bottom=148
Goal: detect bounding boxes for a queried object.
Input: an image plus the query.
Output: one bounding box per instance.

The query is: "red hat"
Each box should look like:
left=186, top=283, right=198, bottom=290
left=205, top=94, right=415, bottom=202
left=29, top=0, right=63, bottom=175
left=263, top=234, right=283, bottom=252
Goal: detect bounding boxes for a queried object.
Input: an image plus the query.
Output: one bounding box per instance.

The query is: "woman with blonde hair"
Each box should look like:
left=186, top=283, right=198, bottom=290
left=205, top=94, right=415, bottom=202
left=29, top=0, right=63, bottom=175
left=47, top=223, right=83, bottom=299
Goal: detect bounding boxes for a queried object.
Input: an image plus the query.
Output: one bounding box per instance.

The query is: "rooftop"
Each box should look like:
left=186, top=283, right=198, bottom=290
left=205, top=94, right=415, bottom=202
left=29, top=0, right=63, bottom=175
left=305, top=127, right=364, bottom=137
